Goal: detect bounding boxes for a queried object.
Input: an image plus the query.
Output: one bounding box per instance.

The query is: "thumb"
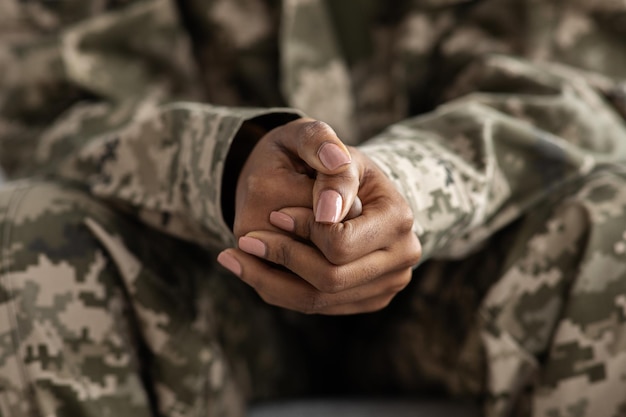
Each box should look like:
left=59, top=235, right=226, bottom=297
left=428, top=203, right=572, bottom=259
left=273, top=118, right=352, bottom=174
left=272, top=118, right=361, bottom=223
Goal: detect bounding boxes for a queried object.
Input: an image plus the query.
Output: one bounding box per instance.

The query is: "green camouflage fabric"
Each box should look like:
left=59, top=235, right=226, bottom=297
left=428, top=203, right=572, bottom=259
left=1, top=0, right=626, bottom=416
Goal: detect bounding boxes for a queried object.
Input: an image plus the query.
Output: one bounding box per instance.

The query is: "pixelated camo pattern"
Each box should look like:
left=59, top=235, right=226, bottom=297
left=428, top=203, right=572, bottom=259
left=1, top=0, right=626, bottom=416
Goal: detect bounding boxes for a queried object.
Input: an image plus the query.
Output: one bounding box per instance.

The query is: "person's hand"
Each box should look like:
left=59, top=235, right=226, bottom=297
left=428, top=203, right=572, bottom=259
left=218, top=134, right=422, bottom=315
left=232, top=118, right=361, bottom=240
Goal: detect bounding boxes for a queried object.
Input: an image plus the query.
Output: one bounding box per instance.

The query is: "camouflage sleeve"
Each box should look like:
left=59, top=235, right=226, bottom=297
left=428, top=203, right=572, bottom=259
left=0, top=0, right=304, bottom=250
left=52, top=103, right=304, bottom=250
left=359, top=54, right=626, bottom=262
left=0, top=0, right=201, bottom=178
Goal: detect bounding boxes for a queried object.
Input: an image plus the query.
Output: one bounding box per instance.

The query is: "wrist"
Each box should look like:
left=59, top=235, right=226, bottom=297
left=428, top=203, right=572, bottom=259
left=220, top=113, right=301, bottom=229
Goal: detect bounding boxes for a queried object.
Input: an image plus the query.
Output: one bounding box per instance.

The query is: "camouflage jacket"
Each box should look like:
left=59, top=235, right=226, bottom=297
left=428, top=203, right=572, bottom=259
left=1, top=0, right=626, bottom=415
left=1, top=0, right=625, bottom=253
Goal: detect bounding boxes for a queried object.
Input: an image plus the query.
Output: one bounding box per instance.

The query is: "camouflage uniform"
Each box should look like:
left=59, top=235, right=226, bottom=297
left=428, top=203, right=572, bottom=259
left=1, top=0, right=626, bottom=416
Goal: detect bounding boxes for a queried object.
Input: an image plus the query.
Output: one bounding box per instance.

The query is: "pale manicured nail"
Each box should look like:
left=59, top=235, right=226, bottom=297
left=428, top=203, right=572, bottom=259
left=217, top=251, right=241, bottom=276
left=270, top=211, right=295, bottom=231
left=318, top=142, right=351, bottom=171
left=316, top=190, right=342, bottom=223
left=238, top=236, right=266, bottom=257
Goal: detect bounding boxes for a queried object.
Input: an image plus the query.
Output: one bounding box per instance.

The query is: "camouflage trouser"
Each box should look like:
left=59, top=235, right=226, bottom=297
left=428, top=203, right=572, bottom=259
left=479, top=167, right=626, bottom=417
left=0, top=181, right=310, bottom=417
left=1, top=168, right=626, bottom=417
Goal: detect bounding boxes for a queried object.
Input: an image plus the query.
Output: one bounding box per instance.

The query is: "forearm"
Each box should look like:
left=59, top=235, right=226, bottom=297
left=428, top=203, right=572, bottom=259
left=359, top=55, right=626, bottom=261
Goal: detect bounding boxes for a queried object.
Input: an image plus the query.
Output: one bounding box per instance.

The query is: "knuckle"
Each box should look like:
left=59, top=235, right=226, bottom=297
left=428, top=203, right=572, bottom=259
left=273, top=241, right=292, bottom=268
left=391, top=234, right=421, bottom=270
left=300, top=120, right=334, bottom=144
left=318, top=266, right=346, bottom=294
left=303, top=290, right=326, bottom=315
left=396, top=203, right=416, bottom=235
left=321, top=224, right=353, bottom=264
left=387, top=272, right=412, bottom=294
left=324, top=242, right=350, bottom=265
left=361, top=262, right=382, bottom=282
left=404, top=235, right=422, bottom=267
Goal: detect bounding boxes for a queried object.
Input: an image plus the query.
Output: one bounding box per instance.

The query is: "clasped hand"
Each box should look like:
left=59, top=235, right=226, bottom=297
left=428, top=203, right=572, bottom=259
left=217, top=119, right=421, bottom=315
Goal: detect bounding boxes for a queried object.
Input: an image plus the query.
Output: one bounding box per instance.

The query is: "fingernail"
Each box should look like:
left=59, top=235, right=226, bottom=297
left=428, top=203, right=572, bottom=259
left=270, top=211, right=295, bottom=231
left=318, top=143, right=351, bottom=171
left=217, top=251, right=241, bottom=276
left=316, top=190, right=343, bottom=223
left=238, top=236, right=266, bottom=257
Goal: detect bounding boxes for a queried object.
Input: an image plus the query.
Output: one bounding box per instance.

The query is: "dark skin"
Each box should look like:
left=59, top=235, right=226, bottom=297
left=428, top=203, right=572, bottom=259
left=218, top=118, right=421, bottom=315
